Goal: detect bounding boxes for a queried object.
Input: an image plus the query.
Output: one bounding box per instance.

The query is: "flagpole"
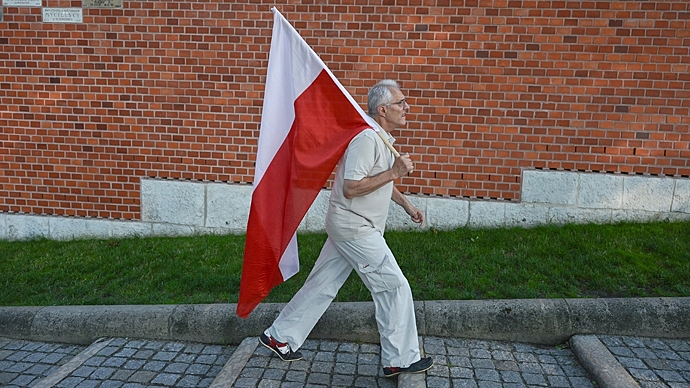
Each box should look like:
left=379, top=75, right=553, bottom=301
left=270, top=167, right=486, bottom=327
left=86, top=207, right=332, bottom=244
left=374, top=129, right=400, bottom=157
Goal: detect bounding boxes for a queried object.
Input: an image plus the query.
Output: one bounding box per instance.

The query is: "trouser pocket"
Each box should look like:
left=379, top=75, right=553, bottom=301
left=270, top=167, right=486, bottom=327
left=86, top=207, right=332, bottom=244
left=357, top=254, right=403, bottom=293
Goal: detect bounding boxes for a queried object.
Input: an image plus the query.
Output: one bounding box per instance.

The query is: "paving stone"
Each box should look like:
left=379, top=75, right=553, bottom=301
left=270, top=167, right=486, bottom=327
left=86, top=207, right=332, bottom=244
left=427, top=376, right=451, bottom=388
left=10, top=374, right=38, bottom=386
left=56, top=376, right=85, bottom=387
left=114, top=348, right=137, bottom=358
left=569, top=376, right=595, bottom=386
left=310, top=361, right=334, bottom=373
left=91, top=366, right=116, bottom=379
left=522, top=372, right=548, bottom=386
left=150, top=372, right=181, bottom=386
left=285, top=370, right=307, bottom=382
left=452, top=379, right=478, bottom=388
left=474, top=368, right=500, bottom=381
left=142, top=360, right=166, bottom=371
left=100, top=380, right=125, bottom=388
left=472, top=358, right=495, bottom=369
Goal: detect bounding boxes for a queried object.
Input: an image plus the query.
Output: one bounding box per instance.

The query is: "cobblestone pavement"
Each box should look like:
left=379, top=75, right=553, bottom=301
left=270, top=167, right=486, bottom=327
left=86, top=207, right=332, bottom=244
left=0, top=338, right=85, bottom=388
left=1, top=335, right=690, bottom=387
left=0, top=337, right=236, bottom=388
left=234, top=336, right=595, bottom=388
left=599, top=336, right=690, bottom=388
left=238, top=338, right=397, bottom=388
left=421, top=336, right=595, bottom=388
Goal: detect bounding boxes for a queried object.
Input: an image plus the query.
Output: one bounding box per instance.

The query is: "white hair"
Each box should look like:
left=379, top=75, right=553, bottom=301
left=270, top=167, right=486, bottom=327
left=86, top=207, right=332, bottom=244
left=367, top=79, right=400, bottom=117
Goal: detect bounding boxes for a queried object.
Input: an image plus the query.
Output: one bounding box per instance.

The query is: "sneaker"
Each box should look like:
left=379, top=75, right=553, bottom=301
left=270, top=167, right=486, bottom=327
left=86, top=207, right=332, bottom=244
left=259, top=332, right=302, bottom=361
left=383, top=356, right=433, bottom=378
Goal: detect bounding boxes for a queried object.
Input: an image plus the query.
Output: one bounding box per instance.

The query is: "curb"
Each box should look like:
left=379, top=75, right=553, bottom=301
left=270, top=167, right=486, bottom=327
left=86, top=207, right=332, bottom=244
left=209, top=337, right=258, bottom=388
left=570, top=334, right=641, bottom=388
left=1, top=298, right=689, bottom=346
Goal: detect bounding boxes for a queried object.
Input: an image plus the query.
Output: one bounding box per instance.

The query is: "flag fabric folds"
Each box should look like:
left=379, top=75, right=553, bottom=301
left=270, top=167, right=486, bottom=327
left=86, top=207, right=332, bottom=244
left=236, top=8, right=375, bottom=318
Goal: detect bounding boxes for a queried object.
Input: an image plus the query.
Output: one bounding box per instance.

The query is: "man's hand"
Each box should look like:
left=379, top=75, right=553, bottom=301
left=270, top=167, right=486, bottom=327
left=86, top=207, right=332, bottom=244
left=392, top=153, right=414, bottom=179
left=343, top=153, right=414, bottom=199
left=392, top=187, right=426, bottom=228
left=406, top=206, right=426, bottom=227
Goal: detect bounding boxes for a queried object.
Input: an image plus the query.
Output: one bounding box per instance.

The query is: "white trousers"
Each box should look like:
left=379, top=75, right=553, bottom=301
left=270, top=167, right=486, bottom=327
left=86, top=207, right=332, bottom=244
left=267, top=231, right=421, bottom=368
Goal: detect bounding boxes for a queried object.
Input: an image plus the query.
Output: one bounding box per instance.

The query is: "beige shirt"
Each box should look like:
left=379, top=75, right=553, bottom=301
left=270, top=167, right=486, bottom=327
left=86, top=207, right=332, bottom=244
left=325, top=126, right=397, bottom=241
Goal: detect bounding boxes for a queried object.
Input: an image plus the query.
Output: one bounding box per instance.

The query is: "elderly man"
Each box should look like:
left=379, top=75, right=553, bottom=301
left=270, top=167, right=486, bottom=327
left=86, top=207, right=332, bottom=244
left=259, top=79, right=433, bottom=378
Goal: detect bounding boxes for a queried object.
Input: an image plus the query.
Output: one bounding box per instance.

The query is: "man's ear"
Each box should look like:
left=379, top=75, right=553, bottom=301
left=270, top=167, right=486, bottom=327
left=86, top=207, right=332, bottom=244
left=377, top=105, right=386, bottom=117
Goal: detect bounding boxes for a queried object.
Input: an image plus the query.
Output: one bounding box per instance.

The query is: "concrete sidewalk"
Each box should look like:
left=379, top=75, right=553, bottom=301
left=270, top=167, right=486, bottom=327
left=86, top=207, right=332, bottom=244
left=1, top=298, right=690, bottom=387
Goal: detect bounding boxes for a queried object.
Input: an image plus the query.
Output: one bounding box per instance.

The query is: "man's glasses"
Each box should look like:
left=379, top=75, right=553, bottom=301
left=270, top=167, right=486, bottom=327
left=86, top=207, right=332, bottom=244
left=387, top=99, right=408, bottom=108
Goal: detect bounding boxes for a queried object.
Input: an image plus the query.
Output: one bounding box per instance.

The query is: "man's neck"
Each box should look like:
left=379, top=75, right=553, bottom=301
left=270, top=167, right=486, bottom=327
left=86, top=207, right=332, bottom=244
left=373, top=117, right=394, bottom=134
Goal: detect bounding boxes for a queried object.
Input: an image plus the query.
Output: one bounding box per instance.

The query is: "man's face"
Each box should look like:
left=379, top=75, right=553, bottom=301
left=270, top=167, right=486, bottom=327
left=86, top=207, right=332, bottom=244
left=380, top=88, right=409, bottom=130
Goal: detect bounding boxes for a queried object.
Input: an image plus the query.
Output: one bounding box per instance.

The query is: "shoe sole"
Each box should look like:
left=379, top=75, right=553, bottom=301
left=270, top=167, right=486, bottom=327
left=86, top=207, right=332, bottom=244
left=259, top=336, right=302, bottom=362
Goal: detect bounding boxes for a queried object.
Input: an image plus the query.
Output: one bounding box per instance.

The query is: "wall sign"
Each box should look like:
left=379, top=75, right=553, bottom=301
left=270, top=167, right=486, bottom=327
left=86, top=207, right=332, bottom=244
left=3, top=0, right=42, bottom=6
left=83, top=0, right=122, bottom=8
left=42, top=7, right=82, bottom=23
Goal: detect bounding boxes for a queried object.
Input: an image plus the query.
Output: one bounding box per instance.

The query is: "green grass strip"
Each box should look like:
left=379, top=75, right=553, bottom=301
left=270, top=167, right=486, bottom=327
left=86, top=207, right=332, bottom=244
left=0, top=221, right=688, bottom=306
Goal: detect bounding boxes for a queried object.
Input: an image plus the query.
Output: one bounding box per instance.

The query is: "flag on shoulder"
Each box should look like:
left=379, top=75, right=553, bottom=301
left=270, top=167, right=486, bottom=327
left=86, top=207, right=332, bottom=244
left=236, top=8, right=375, bottom=318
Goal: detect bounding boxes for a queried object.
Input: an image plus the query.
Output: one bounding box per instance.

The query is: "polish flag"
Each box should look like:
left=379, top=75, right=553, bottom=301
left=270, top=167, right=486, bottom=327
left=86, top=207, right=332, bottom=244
left=236, top=8, right=377, bottom=318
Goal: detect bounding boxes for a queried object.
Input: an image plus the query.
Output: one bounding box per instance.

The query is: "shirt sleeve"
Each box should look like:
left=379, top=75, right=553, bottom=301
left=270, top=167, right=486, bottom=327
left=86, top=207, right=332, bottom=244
left=343, top=131, right=377, bottom=181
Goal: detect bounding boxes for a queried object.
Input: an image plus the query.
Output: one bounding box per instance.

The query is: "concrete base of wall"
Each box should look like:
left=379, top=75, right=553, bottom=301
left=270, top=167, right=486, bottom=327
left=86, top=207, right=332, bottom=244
left=2, top=170, right=689, bottom=240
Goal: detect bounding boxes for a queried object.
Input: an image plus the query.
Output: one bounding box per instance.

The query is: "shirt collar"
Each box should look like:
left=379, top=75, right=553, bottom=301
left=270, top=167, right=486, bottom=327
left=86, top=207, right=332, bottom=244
left=370, top=121, right=396, bottom=145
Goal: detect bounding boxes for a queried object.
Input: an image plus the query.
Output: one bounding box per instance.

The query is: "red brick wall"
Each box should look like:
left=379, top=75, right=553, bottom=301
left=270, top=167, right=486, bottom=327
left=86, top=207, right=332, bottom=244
left=1, top=0, right=689, bottom=220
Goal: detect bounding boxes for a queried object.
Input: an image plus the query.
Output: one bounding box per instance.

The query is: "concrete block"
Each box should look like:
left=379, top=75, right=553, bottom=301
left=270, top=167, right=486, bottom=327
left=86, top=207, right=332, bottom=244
left=234, top=303, right=284, bottom=341
left=111, top=220, right=152, bottom=239
left=623, top=175, right=675, bottom=212
left=468, top=200, right=505, bottom=229
left=611, top=209, right=665, bottom=224
left=6, top=214, right=50, bottom=240
left=170, top=304, right=245, bottom=344
left=426, top=197, right=469, bottom=230
left=422, top=299, right=573, bottom=345
left=659, top=212, right=690, bottom=222
left=312, top=302, right=380, bottom=344
left=0, top=212, right=5, bottom=240
left=299, top=189, right=329, bottom=232
left=29, top=305, right=175, bottom=345
left=140, top=178, right=205, bottom=226
left=0, top=306, right=43, bottom=339
left=209, top=337, right=258, bottom=388
left=151, top=223, right=197, bottom=237
left=578, top=173, right=624, bottom=209
left=522, top=170, right=578, bottom=205
left=672, top=178, right=690, bottom=213
left=206, top=183, right=252, bottom=231
left=570, top=335, right=641, bottom=388
left=49, top=217, right=111, bottom=240
left=198, top=226, right=235, bottom=235
left=505, top=203, right=548, bottom=228
left=387, top=195, right=428, bottom=231
left=548, top=206, right=612, bottom=225
left=566, top=298, right=690, bottom=339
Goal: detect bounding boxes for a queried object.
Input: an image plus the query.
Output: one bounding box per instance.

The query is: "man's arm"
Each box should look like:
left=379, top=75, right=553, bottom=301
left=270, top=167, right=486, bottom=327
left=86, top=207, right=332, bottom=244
left=342, top=154, right=414, bottom=199
left=392, top=186, right=425, bottom=226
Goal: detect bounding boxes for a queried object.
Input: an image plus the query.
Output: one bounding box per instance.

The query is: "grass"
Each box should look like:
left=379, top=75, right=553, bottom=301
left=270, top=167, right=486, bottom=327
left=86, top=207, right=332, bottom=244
left=0, top=221, right=689, bottom=306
